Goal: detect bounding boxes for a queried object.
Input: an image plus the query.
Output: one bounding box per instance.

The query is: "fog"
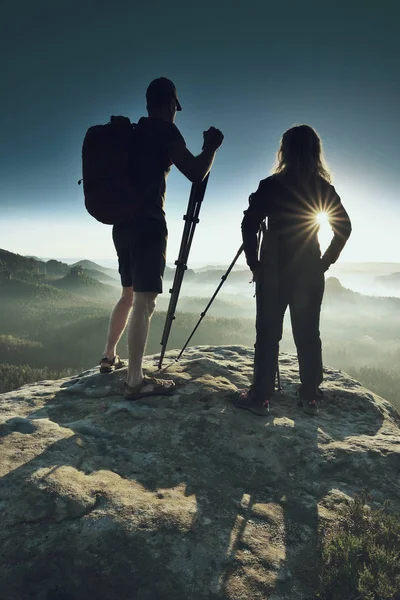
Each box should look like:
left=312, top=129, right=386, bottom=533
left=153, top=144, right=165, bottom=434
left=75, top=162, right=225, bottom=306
left=2, top=250, right=400, bottom=411
left=71, top=257, right=400, bottom=299
left=71, top=258, right=400, bottom=376
left=155, top=263, right=400, bottom=401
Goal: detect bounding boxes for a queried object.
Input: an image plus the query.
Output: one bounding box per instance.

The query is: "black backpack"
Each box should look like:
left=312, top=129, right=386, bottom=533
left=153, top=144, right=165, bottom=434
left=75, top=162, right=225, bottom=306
left=79, top=115, right=141, bottom=225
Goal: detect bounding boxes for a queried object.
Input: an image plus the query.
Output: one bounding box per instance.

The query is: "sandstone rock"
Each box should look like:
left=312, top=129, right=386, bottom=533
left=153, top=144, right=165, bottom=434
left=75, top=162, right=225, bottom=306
left=0, top=345, right=399, bottom=600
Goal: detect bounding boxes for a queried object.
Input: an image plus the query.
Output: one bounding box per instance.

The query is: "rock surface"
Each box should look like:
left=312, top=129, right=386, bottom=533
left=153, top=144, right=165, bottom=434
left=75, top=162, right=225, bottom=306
left=0, top=345, right=399, bottom=600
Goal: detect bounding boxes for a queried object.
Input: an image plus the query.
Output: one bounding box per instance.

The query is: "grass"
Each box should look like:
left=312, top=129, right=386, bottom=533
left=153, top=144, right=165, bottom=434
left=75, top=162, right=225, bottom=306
left=315, top=492, right=400, bottom=600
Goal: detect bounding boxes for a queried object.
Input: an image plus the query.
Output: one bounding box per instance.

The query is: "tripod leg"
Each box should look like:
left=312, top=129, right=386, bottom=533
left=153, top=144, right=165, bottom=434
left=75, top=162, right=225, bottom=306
left=158, top=176, right=210, bottom=369
left=276, top=363, right=282, bottom=391
left=175, top=244, right=244, bottom=362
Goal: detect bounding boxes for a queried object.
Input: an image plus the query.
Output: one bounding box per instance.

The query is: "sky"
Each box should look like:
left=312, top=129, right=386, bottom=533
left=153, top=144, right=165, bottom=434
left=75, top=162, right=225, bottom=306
left=0, top=0, right=399, bottom=266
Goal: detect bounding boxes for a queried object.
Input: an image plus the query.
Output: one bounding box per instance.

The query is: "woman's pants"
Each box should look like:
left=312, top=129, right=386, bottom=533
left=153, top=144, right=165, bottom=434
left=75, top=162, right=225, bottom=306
left=252, top=262, right=325, bottom=400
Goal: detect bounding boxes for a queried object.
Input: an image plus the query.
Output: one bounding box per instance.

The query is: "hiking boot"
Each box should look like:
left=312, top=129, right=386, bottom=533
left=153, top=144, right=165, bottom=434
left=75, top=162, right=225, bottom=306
left=297, top=385, right=319, bottom=416
left=233, top=389, right=270, bottom=416
left=301, top=397, right=318, bottom=416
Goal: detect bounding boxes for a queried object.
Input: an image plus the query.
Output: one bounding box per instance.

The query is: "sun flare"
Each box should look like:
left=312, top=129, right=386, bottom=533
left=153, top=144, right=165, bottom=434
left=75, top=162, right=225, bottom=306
left=317, top=211, right=329, bottom=226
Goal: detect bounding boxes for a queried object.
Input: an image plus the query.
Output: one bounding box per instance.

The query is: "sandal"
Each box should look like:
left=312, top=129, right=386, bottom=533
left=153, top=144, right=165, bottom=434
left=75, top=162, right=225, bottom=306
left=99, top=355, right=125, bottom=374
left=123, top=376, right=176, bottom=401
left=232, top=389, right=270, bottom=416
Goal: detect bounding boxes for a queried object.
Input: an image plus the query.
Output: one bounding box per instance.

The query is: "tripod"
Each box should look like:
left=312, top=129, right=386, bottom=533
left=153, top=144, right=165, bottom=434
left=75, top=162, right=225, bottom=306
left=175, top=243, right=244, bottom=362
left=162, top=238, right=282, bottom=392
left=158, top=174, right=210, bottom=369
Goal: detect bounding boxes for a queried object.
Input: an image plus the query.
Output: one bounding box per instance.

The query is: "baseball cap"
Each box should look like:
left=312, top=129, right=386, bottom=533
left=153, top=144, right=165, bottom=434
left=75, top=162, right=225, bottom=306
left=146, top=77, right=182, bottom=111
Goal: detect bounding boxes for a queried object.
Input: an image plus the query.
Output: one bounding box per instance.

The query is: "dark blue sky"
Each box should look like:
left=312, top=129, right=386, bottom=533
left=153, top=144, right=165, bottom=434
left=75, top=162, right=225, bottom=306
left=0, top=0, right=398, bottom=261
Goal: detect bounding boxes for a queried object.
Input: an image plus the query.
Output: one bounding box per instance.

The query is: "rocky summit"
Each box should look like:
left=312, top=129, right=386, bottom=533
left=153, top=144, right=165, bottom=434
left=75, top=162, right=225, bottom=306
left=0, top=345, right=399, bottom=600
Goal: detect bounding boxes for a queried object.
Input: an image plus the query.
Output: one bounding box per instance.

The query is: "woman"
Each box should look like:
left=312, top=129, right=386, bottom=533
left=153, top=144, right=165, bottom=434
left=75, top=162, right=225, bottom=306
left=236, top=125, right=352, bottom=416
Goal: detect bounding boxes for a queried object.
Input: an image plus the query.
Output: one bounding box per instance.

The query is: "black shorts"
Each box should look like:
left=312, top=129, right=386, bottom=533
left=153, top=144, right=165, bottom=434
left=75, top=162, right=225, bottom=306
left=112, top=219, right=168, bottom=293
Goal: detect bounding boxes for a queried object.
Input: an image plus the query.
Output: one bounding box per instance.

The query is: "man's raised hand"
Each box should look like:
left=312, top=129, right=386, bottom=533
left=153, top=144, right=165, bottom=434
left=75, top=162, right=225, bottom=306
left=203, top=127, right=224, bottom=151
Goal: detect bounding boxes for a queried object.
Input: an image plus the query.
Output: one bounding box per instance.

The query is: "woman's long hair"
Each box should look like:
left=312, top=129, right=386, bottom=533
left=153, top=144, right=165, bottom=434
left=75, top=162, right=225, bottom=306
left=274, top=124, right=332, bottom=183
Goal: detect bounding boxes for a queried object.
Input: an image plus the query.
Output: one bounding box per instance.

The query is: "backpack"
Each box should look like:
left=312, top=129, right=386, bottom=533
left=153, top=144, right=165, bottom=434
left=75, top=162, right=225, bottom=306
left=79, top=115, right=141, bottom=225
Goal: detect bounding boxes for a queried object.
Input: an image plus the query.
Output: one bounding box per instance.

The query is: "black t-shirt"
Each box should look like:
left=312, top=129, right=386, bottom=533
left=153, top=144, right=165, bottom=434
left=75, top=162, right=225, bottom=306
left=242, top=173, right=352, bottom=270
left=131, top=117, right=186, bottom=221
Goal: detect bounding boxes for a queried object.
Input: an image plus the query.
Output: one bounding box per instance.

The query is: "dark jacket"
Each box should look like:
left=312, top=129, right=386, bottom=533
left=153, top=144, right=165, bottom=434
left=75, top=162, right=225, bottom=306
left=241, top=173, right=352, bottom=271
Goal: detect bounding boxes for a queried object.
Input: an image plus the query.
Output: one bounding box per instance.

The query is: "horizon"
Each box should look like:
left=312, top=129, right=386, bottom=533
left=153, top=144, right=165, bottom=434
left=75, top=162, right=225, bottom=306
left=18, top=255, right=400, bottom=268
left=7, top=248, right=400, bottom=273
left=8, top=247, right=400, bottom=268
left=5, top=244, right=400, bottom=301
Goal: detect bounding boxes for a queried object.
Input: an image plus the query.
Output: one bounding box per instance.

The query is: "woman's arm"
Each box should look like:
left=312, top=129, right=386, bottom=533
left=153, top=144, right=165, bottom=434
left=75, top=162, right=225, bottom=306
left=321, top=188, right=352, bottom=270
left=241, top=180, right=272, bottom=270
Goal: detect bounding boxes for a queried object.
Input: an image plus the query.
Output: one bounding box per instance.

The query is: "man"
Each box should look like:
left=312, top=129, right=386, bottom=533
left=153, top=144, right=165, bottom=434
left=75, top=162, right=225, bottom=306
left=100, top=77, right=224, bottom=400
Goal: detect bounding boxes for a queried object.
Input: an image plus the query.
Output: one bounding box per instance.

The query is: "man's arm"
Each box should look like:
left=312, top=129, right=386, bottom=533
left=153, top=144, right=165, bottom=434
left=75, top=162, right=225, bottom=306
left=321, top=188, right=352, bottom=271
left=168, top=126, right=224, bottom=183
left=168, top=143, right=217, bottom=183
left=241, top=181, right=271, bottom=271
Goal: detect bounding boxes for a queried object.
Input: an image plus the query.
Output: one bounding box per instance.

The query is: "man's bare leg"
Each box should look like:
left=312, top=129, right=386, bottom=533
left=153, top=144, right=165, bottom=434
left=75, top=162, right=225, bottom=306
left=126, top=291, right=158, bottom=387
left=103, top=286, right=133, bottom=359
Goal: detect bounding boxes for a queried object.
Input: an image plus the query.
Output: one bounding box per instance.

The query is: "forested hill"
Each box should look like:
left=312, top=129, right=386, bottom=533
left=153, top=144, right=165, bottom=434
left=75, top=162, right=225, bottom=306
left=0, top=249, right=120, bottom=286
left=0, top=248, right=69, bottom=277
left=0, top=249, right=48, bottom=274
left=50, top=271, right=117, bottom=299
left=70, top=260, right=118, bottom=278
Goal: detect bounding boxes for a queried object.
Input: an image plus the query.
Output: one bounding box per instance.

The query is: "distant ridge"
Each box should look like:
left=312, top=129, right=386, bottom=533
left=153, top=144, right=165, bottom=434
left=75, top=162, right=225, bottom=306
left=193, top=269, right=251, bottom=284
left=325, top=276, right=352, bottom=295
left=70, top=260, right=119, bottom=279
left=0, top=249, right=72, bottom=278
left=0, top=250, right=121, bottom=286
left=84, top=268, right=118, bottom=284
left=3, top=247, right=400, bottom=296
left=49, top=271, right=117, bottom=299
left=375, top=272, right=400, bottom=288
left=194, top=264, right=247, bottom=273
left=0, top=249, right=46, bottom=274
left=333, top=262, right=400, bottom=275
left=25, top=255, right=45, bottom=262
